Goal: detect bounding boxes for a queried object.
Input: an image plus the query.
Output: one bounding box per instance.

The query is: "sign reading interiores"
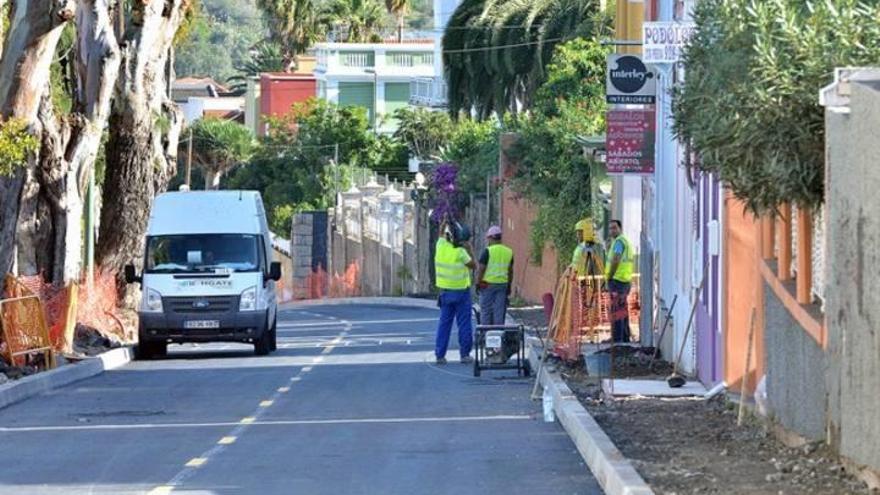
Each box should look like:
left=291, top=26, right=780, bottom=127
left=606, top=55, right=656, bottom=104
left=606, top=110, right=656, bottom=175
left=642, top=21, right=696, bottom=64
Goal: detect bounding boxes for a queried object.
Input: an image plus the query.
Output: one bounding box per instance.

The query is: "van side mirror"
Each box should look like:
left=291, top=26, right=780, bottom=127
left=124, top=264, right=141, bottom=284
left=267, top=262, right=282, bottom=282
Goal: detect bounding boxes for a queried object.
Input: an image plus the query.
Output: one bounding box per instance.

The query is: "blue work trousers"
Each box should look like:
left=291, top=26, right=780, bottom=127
left=435, top=289, right=473, bottom=359
left=478, top=283, right=509, bottom=325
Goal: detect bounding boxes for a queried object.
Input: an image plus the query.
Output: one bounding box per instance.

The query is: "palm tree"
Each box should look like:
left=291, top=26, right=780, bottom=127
left=227, top=41, right=287, bottom=92
left=256, top=0, right=326, bottom=71
left=385, top=0, right=409, bottom=42
left=443, top=0, right=610, bottom=118
left=327, top=0, right=387, bottom=43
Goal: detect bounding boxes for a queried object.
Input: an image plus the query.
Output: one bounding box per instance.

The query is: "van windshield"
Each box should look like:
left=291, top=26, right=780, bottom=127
left=145, top=234, right=261, bottom=273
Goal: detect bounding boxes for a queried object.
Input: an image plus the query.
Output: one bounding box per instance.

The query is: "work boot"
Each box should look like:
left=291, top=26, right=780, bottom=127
left=460, top=355, right=473, bottom=364
left=435, top=356, right=447, bottom=365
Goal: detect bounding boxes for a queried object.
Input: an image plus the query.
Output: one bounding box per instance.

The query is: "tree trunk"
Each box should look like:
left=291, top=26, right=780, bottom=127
left=0, top=1, right=6, bottom=56
left=58, top=0, right=121, bottom=283
left=0, top=0, right=74, bottom=275
left=13, top=0, right=120, bottom=284
left=97, top=0, right=187, bottom=293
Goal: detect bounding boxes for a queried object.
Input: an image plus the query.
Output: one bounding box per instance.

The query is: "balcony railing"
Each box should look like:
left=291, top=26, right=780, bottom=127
left=409, top=77, right=448, bottom=108
left=339, top=51, right=374, bottom=68
left=387, top=52, right=433, bottom=68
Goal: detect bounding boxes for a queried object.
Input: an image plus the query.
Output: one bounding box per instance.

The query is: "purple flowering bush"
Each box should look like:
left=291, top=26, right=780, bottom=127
left=428, top=162, right=460, bottom=222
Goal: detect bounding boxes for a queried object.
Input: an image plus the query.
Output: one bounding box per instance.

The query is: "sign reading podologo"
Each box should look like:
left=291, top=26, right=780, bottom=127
left=606, top=54, right=657, bottom=104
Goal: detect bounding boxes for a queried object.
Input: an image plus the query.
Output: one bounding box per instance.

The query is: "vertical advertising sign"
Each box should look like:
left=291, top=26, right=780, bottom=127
left=606, top=109, right=656, bottom=175
left=606, top=55, right=657, bottom=104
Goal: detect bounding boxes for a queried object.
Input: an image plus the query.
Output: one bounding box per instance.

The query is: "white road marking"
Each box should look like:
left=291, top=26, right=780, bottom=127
left=144, top=310, right=355, bottom=493
left=0, top=415, right=532, bottom=433
left=278, top=317, right=435, bottom=329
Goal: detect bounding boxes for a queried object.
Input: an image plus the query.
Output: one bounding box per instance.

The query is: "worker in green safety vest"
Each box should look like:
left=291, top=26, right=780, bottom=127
left=605, top=219, right=635, bottom=342
left=475, top=226, right=517, bottom=364
left=476, top=225, right=514, bottom=325
left=434, top=219, right=476, bottom=365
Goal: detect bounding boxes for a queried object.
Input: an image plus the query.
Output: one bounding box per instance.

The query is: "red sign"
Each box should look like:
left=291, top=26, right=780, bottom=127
left=606, top=110, right=656, bottom=175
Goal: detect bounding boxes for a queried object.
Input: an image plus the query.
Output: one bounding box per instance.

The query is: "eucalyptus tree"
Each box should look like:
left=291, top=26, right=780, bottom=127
left=98, top=0, right=194, bottom=293
left=0, top=0, right=122, bottom=283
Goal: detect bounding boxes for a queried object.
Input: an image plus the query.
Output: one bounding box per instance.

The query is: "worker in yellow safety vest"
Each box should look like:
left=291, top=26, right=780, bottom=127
left=605, top=219, right=635, bottom=342
left=434, top=219, right=476, bottom=365
left=475, top=226, right=517, bottom=364
left=476, top=226, right=514, bottom=325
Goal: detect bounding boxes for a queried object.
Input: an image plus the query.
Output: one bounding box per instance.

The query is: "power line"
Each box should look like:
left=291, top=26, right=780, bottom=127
left=442, top=36, right=567, bottom=54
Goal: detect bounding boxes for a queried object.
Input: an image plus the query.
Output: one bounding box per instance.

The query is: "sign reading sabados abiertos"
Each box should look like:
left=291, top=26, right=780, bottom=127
left=606, top=110, right=656, bottom=175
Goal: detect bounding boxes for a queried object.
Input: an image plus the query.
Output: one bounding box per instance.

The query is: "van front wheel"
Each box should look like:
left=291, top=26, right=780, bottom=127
left=254, top=331, right=271, bottom=356
left=137, top=341, right=166, bottom=360
left=269, top=316, right=278, bottom=351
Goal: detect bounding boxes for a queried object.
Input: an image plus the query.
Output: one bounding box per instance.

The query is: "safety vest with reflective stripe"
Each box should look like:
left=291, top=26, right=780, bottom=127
left=435, top=238, right=471, bottom=290
left=605, top=235, right=634, bottom=283
left=484, top=244, right=513, bottom=284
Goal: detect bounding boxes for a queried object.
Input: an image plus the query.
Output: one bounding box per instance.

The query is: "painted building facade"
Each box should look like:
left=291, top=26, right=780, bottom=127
left=313, top=41, right=436, bottom=133
left=409, top=0, right=462, bottom=109
left=639, top=0, right=723, bottom=381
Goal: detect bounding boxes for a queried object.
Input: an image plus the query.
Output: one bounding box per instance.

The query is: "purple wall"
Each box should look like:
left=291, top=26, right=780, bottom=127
left=696, top=175, right=722, bottom=385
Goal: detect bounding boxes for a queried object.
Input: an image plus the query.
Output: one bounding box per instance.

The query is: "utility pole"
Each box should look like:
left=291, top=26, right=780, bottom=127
left=333, top=143, right=339, bottom=205
left=185, top=128, right=193, bottom=187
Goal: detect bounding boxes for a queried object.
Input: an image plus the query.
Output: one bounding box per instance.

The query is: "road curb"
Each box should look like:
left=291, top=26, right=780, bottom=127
left=281, top=297, right=440, bottom=310
left=0, top=346, right=134, bottom=411
left=527, top=339, right=655, bottom=495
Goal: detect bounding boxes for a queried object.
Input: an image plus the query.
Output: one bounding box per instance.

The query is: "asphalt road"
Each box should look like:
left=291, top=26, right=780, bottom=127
left=0, top=303, right=602, bottom=495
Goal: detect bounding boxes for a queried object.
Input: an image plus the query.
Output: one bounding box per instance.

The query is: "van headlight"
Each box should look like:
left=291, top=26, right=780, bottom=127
left=143, top=289, right=163, bottom=313
left=239, top=286, right=258, bottom=311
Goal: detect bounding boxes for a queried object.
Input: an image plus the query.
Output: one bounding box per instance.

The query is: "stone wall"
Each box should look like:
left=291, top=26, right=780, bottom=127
left=763, top=283, right=827, bottom=440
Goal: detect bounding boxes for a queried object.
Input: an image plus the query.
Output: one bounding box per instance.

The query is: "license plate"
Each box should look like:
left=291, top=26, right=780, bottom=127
left=486, top=333, right=503, bottom=349
left=185, top=320, right=220, bottom=329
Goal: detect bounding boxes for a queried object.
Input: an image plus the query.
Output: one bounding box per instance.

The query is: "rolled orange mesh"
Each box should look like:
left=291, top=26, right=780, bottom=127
left=291, top=262, right=361, bottom=301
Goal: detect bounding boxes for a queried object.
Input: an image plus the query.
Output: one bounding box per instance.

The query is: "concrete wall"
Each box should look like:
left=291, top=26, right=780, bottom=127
left=824, top=79, right=880, bottom=472
left=763, top=283, right=827, bottom=440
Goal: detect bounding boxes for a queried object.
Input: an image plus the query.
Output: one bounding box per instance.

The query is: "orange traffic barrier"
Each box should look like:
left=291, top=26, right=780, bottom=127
left=0, top=276, right=55, bottom=369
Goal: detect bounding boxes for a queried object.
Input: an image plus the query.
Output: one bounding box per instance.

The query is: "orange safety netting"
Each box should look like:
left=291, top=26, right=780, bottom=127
left=1, top=270, right=127, bottom=363
left=549, top=271, right=642, bottom=363
left=295, top=263, right=361, bottom=300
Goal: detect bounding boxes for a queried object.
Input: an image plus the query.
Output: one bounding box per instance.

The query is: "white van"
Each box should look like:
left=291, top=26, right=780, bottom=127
left=125, top=190, right=281, bottom=359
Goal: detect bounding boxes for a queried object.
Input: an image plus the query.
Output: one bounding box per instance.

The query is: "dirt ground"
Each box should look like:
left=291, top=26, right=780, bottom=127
left=563, top=364, right=874, bottom=495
